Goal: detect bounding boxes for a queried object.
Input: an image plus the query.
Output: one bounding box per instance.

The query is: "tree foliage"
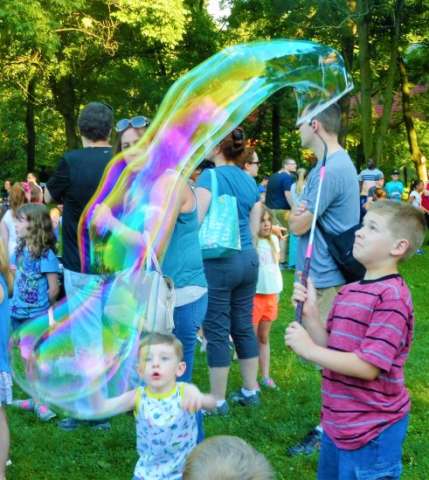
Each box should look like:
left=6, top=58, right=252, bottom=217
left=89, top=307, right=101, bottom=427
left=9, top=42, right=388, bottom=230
left=0, top=0, right=427, bottom=181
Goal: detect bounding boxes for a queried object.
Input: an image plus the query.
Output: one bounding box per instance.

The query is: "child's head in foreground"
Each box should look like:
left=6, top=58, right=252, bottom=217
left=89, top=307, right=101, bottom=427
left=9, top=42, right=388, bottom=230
left=138, top=333, right=185, bottom=392
left=183, top=435, right=274, bottom=480
left=353, top=200, right=426, bottom=270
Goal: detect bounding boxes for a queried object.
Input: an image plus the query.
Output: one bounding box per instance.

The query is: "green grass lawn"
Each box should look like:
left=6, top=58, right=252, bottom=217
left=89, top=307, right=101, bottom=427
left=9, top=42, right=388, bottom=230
left=7, top=244, right=429, bottom=479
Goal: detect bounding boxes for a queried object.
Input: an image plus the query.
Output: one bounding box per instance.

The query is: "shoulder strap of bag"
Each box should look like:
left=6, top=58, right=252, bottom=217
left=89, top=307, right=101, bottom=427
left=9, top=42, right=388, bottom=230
left=209, top=168, right=218, bottom=200
left=316, top=218, right=331, bottom=243
left=142, top=231, right=162, bottom=273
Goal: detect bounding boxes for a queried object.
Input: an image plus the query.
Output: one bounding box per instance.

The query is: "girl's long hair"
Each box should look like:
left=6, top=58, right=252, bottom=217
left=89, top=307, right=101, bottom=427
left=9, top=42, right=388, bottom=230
left=0, top=240, right=13, bottom=296
left=257, top=207, right=278, bottom=260
left=16, top=204, right=57, bottom=259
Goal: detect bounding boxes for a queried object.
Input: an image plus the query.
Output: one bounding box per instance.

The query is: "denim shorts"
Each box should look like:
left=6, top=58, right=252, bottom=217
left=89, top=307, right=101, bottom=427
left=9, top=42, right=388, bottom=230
left=318, top=414, right=409, bottom=480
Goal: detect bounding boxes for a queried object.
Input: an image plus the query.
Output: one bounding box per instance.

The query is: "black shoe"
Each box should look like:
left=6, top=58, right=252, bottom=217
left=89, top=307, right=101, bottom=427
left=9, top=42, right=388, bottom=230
left=287, top=427, right=322, bottom=456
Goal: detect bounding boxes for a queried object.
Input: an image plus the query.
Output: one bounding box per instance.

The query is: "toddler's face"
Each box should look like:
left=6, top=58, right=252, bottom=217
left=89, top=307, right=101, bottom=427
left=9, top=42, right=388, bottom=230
left=138, top=343, right=185, bottom=393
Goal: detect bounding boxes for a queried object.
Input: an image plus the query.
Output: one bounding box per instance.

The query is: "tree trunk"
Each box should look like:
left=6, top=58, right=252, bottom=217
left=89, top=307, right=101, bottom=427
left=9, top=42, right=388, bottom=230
left=50, top=75, right=80, bottom=150
left=356, top=0, right=373, bottom=161
left=399, top=57, right=428, bottom=181
left=25, top=77, right=37, bottom=173
left=373, top=0, right=403, bottom=165
left=339, top=21, right=356, bottom=147
left=271, top=100, right=281, bottom=172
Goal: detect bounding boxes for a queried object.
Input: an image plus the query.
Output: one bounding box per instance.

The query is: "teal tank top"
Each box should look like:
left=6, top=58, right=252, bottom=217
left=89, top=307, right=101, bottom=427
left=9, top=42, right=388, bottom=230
left=162, top=204, right=207, bottom=289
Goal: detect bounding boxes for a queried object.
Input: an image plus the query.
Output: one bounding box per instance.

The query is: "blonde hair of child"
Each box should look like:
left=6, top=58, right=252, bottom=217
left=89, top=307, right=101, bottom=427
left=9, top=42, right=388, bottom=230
left=183, top=435, right=274, bottom=480
left=295, top=168, right=307, bottom=196
left=367, top=200, right=426, bottom=260
left=139, top=333, right=184, bottom=361
left=0, top=240, right=13, bottom=296
left=9, top=182, right=27, bottom=216
left=257, top=207, right=277, bottom=261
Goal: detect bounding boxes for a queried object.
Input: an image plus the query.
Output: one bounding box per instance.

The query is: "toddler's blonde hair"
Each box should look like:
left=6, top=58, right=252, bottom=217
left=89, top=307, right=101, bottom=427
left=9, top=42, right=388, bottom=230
left=183, top=435, right=274, bottom=480
left=139, top=332, right=183, bottom=361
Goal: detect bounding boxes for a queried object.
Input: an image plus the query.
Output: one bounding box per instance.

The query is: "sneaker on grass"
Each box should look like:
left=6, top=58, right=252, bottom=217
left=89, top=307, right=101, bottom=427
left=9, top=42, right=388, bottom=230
left=260, top=377, right=279, bottom=390
left=202, top=401, right=229, bottom=417
left=287, top=427, right=322, bottom=456
left=12, top=399, right=35, bottom=411
left=35, top=403, right=56, bottom=422
left=58, top=417, right=111, bottom=431
left=229, top=389, right=261, bottom=407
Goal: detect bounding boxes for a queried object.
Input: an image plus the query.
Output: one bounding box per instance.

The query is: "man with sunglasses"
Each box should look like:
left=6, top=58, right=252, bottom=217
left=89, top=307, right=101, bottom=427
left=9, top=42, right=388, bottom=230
left=45, top=101, right=114, bottom=431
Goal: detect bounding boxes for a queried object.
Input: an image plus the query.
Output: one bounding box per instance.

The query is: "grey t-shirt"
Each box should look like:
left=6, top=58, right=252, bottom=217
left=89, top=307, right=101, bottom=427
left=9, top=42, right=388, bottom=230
left=296, top=148, right=360, bottom=288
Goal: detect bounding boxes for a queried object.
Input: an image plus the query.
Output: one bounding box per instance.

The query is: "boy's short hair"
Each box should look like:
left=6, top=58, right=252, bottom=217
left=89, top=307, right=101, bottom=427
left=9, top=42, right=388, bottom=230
left=78, top=102, right=113, bottom=141
left=309, top=102, right=342, bottom=135
left=139, top=333, right=184, bottom=361
left=183, top=435, right=274, bottom=480
left=368, top=200, right=426, bottom=260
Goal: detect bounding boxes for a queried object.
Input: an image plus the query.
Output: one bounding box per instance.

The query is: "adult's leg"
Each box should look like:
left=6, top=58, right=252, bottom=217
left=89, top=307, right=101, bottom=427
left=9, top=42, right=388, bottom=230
left=317, top=285, right=343, bottom=327
left=0, top=407, right=9, bottom=480
left=203, top=259, right=235, bottom=401
left=173, top=293, right=208, bottom=383
left=230, top=250, right=259, bottom=391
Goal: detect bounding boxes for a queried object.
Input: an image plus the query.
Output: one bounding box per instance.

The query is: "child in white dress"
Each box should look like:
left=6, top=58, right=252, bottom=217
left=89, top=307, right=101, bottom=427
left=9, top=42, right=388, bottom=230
left=252, top=208, right=283, bottom=389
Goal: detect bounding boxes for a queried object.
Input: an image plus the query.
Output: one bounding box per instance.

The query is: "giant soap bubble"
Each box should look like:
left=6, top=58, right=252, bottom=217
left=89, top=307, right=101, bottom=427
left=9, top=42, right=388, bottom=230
left=11, top=40, right=353, bottom=419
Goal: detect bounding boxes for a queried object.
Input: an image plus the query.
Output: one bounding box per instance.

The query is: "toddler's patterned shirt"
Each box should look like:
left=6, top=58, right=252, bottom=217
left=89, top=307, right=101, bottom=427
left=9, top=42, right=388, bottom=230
left=134, top=383, right=198, bottom=479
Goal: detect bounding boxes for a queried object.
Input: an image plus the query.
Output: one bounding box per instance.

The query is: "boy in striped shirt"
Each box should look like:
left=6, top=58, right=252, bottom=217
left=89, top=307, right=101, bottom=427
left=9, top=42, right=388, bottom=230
left=285, top=200, right=426, bottom=480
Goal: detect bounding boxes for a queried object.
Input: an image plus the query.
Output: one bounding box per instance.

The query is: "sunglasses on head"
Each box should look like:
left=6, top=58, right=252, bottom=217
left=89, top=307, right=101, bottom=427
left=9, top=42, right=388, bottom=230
left=115, top=116, right=150, bottom=133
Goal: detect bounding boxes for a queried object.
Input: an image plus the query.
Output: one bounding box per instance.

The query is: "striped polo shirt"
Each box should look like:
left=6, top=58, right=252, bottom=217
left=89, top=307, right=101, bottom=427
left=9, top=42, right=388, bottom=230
left=322, top=274, right=414, bottom=450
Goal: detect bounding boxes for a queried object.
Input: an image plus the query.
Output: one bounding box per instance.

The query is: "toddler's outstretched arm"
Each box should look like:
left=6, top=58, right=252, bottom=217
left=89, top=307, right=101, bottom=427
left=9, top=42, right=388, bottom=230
left=182, top=384, right=216, bottom=413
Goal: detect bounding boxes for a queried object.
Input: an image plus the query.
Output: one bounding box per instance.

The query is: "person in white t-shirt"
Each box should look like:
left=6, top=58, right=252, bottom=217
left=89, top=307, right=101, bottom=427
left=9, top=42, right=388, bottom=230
left=252, top=207, right=283, bottom=389
left=408, top=179, right=424, bottom=210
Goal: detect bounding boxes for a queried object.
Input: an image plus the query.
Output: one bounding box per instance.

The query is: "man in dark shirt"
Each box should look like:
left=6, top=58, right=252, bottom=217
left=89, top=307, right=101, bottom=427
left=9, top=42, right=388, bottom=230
left=265, top=157, right=297, bottom=263
left=45, top=102, right=113, bottom=431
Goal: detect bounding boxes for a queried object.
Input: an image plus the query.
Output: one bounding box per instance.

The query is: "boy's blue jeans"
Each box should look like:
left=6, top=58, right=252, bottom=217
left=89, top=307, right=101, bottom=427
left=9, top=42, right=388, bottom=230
left=318, top=414, right=408, bottom=480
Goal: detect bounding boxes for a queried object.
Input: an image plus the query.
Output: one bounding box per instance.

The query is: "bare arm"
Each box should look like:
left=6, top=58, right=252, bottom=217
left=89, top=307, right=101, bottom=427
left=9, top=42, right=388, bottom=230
left=0, top=283, right=4, bottom=304
left=195, top=187, right=212, bottom=224
left=0, top=220, right=9, bottom=259
left=93, top=389, right=136, bottom=417
left=288, top=205, right=313, bottom=236
left=46, top=273, right=60, bottom=304
left=44, top=188, right=53, bottom=204
left=182, top=384, right=216, bottom=412
left=92, top=173, right=190, bottom=254
left=284, top=190, right=293, bottom=209
left=285, top=322, right=380, bottom=380
left=249, top=201, right=262, bottom=243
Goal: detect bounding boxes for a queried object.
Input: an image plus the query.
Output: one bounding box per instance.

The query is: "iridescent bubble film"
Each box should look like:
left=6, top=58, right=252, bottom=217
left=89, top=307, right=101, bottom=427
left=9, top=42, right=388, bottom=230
left=11, top=40, right=353, bottom=419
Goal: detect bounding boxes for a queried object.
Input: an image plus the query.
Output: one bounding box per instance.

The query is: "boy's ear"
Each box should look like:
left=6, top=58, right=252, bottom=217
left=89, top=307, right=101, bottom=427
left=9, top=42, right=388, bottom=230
left=391, top=238, right=409, bottom=258
left=176, top=361, right=186, bottom=378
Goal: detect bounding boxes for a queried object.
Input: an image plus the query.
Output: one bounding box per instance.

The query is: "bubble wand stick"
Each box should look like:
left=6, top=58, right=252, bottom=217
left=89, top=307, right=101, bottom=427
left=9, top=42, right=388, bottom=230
left=295, top=131, right=328, bottom=324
